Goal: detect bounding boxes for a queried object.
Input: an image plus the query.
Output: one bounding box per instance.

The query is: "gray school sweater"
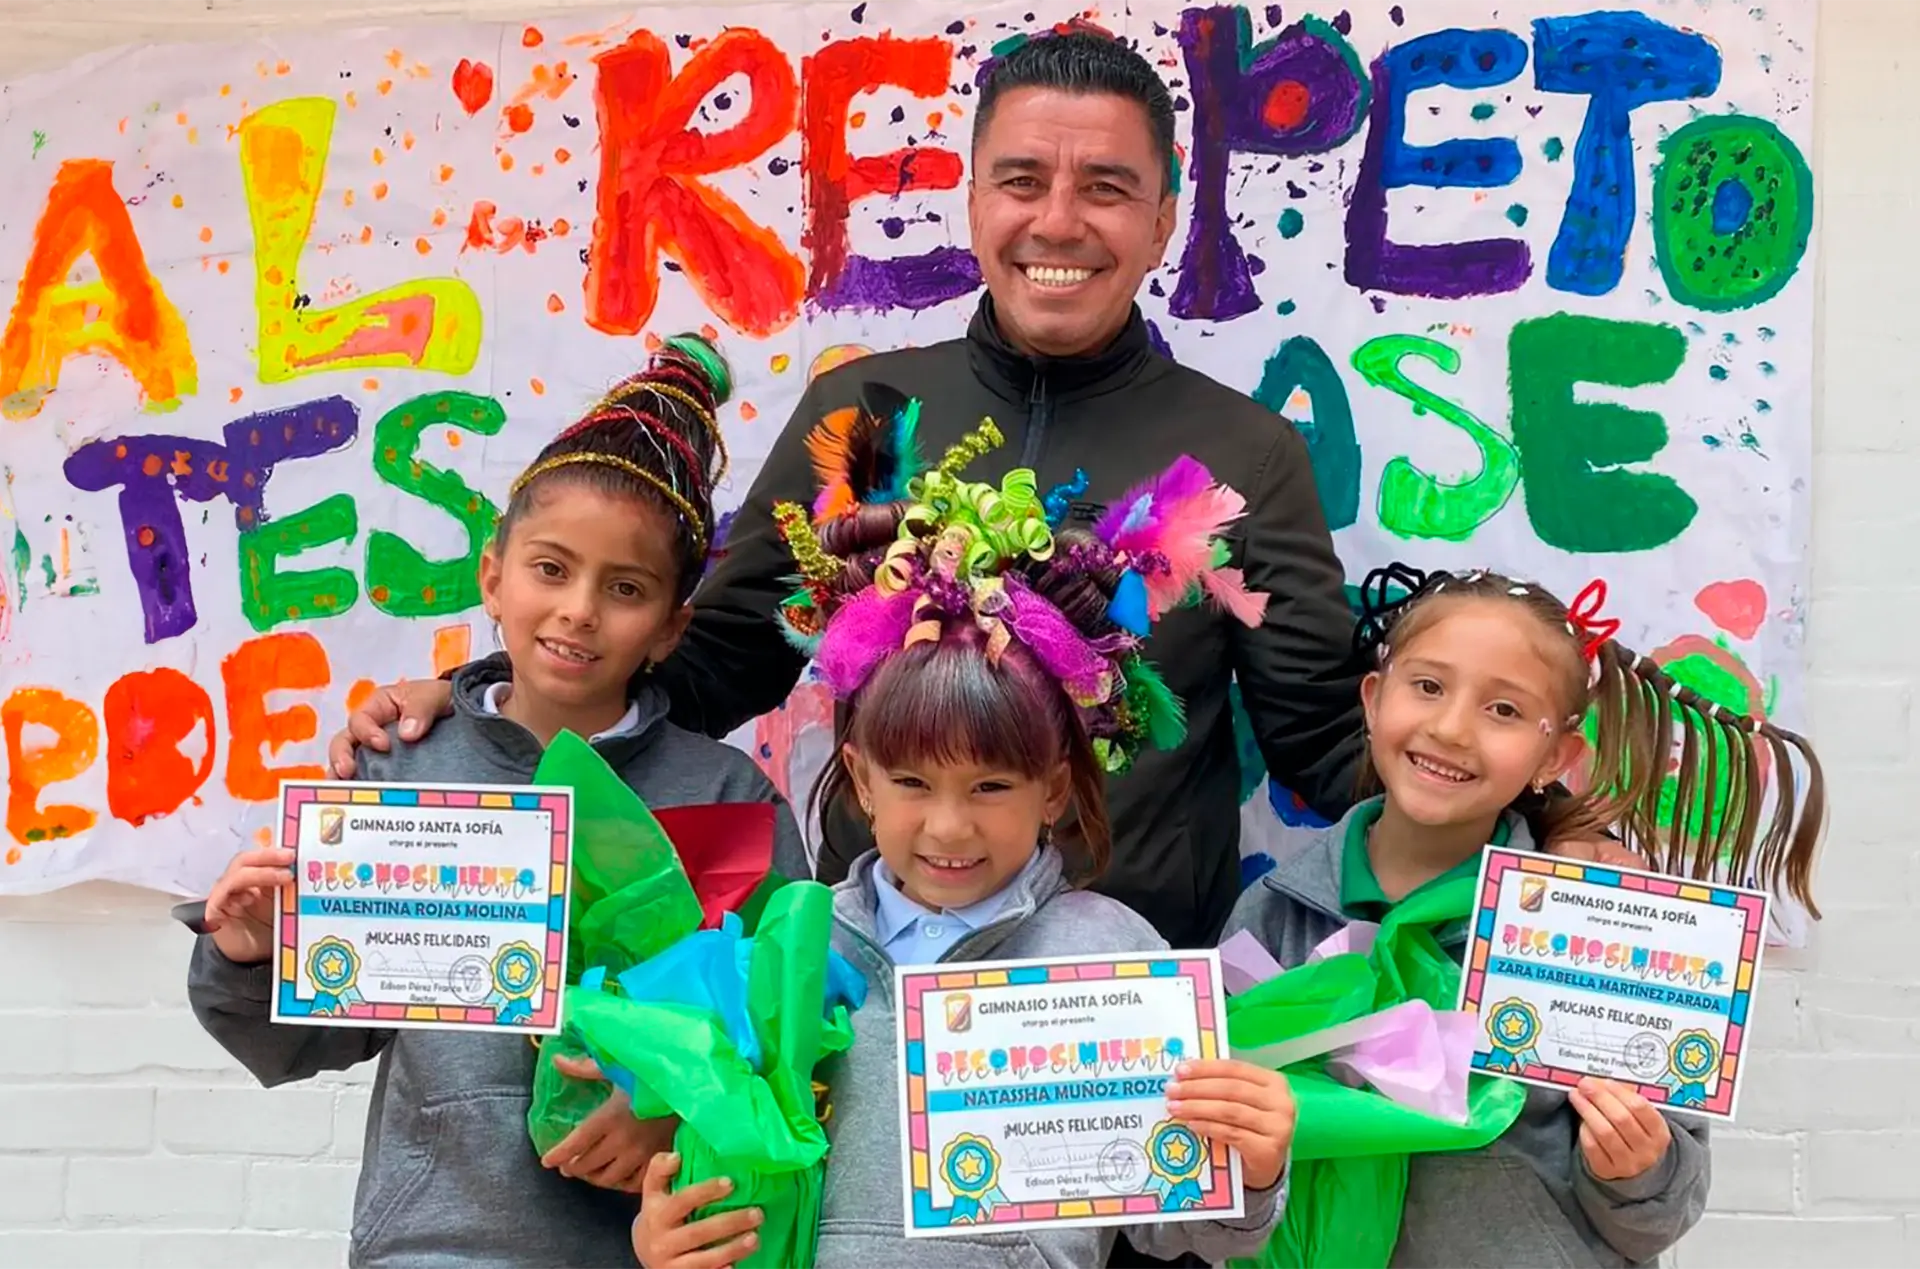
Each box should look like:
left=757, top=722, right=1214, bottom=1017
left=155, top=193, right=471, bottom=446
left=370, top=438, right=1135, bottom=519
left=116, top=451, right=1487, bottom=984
left=1222, top=801, right=1711, bottom=1268
left=187, top=659, right=808, bottom=1269
left=816, top=846, right=1285, bottom=1268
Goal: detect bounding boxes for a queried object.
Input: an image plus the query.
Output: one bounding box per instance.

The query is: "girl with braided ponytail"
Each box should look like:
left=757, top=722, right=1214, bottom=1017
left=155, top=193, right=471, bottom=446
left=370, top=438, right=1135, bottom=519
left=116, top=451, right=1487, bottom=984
left=634, top=411, right=1297, bottom=1269
left=1225, top=564, right=1828, bottom=1267
left=189, top=336, right=810, bottom=1269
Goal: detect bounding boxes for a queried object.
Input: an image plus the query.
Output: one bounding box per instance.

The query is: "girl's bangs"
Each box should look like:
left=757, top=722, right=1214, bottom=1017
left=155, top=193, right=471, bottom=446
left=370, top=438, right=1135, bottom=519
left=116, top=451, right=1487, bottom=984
left=849, top=639, right=1062, bottom=777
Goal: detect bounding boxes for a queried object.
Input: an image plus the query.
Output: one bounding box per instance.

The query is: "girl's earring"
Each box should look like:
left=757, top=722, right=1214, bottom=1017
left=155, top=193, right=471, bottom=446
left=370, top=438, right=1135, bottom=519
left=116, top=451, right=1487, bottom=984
left=1040, top=820, right=1055, bottom=848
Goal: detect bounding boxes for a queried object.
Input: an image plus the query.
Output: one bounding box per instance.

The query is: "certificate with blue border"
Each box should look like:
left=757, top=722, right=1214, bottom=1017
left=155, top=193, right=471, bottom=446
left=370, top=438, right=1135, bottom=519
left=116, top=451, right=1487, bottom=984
left=270, top=781, right=572, bottom=1034
left=1457, top=847, right=1768, bottom=1121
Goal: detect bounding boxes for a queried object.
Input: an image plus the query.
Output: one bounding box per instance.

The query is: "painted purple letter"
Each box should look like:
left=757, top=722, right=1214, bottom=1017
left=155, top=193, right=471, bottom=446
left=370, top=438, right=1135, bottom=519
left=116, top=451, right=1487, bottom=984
left=1174, top=7, right=1369, bottom=320
left=63, top=397, right=359, bottom=643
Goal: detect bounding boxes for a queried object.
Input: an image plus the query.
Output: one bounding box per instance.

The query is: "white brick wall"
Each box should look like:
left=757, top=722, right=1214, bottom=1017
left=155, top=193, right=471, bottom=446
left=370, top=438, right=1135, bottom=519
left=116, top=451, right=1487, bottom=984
left=2, top=1, right=1917, bottom=1266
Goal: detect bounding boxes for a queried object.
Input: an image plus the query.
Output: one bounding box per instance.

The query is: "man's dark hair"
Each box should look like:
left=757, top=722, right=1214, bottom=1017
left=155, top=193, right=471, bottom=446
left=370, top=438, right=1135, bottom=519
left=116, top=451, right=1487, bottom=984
left=973, top=32, right=1177, bottom=194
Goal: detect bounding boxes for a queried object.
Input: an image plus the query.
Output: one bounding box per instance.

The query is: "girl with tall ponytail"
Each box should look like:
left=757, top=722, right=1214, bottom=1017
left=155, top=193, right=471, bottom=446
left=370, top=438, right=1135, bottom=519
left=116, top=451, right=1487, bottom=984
left=187, top=337, right=810, bottom=1269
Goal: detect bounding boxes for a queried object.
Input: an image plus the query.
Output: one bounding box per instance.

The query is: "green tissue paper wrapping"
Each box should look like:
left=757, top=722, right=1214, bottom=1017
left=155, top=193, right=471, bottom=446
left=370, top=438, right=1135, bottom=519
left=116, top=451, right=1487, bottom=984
left=1226, top=877, right=1526, bottom=1269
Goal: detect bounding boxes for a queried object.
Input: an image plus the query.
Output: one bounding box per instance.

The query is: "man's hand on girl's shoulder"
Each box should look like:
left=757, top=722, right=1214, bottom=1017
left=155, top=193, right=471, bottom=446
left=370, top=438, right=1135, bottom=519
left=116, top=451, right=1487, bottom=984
left=327, top=678, right=457, bottom=778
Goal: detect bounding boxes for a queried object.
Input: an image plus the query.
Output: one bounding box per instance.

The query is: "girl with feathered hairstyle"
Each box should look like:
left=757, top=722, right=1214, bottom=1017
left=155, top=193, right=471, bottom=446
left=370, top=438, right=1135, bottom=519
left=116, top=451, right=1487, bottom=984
left=632, top=406, right=1296, bottom=1268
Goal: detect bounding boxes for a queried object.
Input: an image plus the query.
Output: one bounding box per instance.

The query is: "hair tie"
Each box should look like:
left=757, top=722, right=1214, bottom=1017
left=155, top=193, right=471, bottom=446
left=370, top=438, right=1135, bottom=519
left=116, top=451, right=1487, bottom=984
left=1352, top=562, right=1437, bottom=660
left=565, top=404, right=709, bottom=496
left=663, top=334, right=734, bottom=404
left=648, top=359, right=720, bottom=407
left=1567, top=579, right=1621, bottom=662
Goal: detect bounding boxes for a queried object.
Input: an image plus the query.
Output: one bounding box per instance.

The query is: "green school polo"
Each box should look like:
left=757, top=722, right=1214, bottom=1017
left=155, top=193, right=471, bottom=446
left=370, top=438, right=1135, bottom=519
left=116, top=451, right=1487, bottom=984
left=1339, top=799, right=1512, bottom=922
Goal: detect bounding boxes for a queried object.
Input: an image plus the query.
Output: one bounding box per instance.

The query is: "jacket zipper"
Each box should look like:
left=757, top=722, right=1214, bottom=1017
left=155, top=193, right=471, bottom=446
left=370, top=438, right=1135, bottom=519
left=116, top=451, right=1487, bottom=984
left=1018, top=372, right=1051, bottom=470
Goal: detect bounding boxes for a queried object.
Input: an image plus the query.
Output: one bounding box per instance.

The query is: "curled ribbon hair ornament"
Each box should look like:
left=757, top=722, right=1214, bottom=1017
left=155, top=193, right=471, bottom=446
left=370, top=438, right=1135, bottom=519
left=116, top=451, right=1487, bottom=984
left=1352, top=561, right=1439, bottom=660
left=1566, top=578, right=1621, bottom=662
left=775, top=399, right=1266, bottom=775
left=905, top=469, right=1056, bottom=577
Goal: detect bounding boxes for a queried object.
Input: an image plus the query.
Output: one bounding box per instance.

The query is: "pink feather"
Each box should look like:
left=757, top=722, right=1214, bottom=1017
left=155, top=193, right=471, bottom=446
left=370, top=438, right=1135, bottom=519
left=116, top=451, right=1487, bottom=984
left=1140, top=483, right=1249, bottom=617
left=1093, top=458, right=1255, bottom=617
left=1093, top=455, right=1216, bottom=552
left=814, top=586, right=920, bottom=697
left=1202, top=567, right=1269, bottom=628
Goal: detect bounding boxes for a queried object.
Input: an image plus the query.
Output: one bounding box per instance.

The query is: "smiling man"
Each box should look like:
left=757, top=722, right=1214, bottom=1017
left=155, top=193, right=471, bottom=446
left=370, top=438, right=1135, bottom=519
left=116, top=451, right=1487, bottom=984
left=335, top=33, right=1365, bottom=950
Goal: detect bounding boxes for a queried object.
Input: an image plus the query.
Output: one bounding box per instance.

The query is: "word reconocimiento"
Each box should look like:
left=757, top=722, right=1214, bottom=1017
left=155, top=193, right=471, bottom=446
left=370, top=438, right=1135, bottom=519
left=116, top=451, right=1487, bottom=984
left=935, top=1035, right=1187, bottom=1085
left=1501, top=922, right=1726, bottom=987
left=306, top=859, right=543, bottom=898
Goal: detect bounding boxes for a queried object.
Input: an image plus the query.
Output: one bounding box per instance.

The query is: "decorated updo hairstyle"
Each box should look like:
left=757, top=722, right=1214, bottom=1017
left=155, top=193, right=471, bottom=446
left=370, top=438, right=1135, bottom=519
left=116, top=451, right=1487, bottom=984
left=496, top=333, right=731, bottom=602
left=778, top=389, right=1271, bottom=882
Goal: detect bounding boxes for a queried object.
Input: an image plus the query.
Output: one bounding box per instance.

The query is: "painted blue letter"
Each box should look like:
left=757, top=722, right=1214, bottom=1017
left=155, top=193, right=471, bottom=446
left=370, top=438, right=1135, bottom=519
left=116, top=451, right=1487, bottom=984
left=1533, top=12, right=1722, bottom=296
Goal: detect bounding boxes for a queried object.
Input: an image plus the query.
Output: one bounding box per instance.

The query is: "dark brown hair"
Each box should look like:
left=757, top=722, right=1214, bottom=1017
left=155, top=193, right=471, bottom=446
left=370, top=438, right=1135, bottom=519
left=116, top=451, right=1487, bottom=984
left=1361, top=569, right=1827, bottom=915
left=494, top=334, right=729, bottom=602
left=813, top=622, right=1113, bottom=882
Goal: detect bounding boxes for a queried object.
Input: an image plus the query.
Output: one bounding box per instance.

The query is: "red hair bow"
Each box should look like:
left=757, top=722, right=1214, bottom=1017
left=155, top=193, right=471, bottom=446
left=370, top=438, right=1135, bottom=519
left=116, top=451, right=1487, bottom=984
left=1568, top=579, right=1620, bottom=662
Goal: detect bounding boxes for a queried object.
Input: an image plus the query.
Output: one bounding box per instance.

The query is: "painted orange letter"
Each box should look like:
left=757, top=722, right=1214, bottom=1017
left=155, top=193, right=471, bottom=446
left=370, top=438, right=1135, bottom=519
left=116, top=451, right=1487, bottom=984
left=588, top=29, right=803, bottom=338
left=0, top=160, right=197, bottom=419
left=3, top=688, right=100, bottom=847
left=222, top=632, right=330, bottom=801
left=104, top=668, right=216, bottom=826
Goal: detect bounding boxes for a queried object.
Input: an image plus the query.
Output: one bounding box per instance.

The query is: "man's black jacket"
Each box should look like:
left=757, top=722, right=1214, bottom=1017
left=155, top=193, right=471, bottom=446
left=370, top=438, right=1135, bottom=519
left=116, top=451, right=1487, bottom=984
left=657, top=297, right=1367, bottom=946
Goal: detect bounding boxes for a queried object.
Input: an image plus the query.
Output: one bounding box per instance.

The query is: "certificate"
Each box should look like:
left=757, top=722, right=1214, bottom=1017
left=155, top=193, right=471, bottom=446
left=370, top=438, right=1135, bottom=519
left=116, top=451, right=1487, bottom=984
left=1457, top=847, right=1768, bottom=1120
left=271, top=781, right=573, bottom=1034
left=896, top=951, right=1242, bottom=1237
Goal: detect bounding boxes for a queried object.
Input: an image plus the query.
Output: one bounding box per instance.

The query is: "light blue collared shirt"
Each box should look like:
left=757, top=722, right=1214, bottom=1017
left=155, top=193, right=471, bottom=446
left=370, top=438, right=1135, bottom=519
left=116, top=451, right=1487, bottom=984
left=871, top=850, right=1044, bottom=966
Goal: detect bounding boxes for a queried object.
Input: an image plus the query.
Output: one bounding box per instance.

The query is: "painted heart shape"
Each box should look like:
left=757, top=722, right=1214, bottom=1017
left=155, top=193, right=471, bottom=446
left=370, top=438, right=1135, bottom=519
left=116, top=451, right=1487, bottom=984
left=1694, top=578, right=1768, bottom=641
left=451, top=58, right=495, bottom=116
